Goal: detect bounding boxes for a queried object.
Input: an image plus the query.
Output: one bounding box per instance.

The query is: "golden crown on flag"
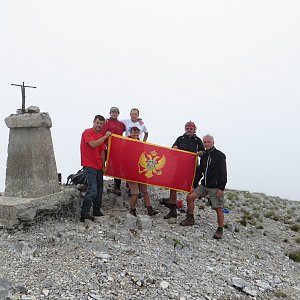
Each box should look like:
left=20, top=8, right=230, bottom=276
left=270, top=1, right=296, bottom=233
left=138, top=150, right=166, bottom=178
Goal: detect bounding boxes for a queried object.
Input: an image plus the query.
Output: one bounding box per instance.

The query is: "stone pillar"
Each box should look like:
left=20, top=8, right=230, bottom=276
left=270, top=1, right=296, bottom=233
left=4, top=110, right=60, bottom=198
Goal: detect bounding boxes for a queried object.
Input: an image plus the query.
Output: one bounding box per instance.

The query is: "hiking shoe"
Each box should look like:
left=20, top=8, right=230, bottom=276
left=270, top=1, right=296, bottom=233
left=129, top=208, right=137, bottom=217
left=93, top=209, right=104, bottom=217
left=213, top=227, right=224, bottom=239
left=164, top=205, right=177, bottom=219
left=180, top=214, right=195, bottom=226
left=80, top=214, right=95, bottom=222
left=147, top=206, right=158, bottom=216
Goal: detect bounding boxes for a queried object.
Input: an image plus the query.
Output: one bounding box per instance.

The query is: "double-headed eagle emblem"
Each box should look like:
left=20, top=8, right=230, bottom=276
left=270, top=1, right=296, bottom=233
left=138, top=150, right=166, bottom=178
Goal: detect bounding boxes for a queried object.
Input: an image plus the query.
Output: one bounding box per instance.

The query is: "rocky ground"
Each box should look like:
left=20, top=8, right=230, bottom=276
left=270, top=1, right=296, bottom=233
left=0, top=181, right=300, bottom=300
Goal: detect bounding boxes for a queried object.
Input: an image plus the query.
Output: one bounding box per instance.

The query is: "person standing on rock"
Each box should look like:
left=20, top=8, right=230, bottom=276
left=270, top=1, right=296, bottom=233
left=180, top=134, right=227, bottom=239
left=100, top=106, right=126, bottom=196
left=80, top=115, right=112, bottom=222
left=164, top=121, right=205, bottom=219
left=127, top=126, right=158, bottom=217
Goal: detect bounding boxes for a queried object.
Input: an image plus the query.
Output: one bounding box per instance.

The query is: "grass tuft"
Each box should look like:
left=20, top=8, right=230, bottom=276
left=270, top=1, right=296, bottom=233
left=289, top=224, right=300, bottom=232
left=288, top=250, right=300, bottom=262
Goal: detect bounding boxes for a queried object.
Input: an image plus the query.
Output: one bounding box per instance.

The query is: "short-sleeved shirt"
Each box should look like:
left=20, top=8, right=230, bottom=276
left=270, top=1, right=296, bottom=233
left=121, top=119, right=148, bottom=140
left=100, top=118, right=125, bottom=146
left=80, top=128, right=106, bottom=170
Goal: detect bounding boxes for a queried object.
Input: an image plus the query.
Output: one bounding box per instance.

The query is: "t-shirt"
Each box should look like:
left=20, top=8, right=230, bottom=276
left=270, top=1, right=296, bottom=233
left=80, top=128, right=106, bottom=170
left=100, top=118, right=125, bottom=146
left=121, top=119, right=148, bottom=140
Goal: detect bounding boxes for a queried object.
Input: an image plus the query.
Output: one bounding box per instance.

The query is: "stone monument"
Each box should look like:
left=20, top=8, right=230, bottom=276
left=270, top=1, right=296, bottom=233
left=4, top=108, right=60, bottom=198
left=0, top=85, right=81, bottom=228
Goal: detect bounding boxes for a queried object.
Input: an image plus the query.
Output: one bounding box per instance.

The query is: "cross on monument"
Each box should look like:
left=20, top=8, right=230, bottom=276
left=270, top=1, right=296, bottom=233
left=11, top=82, right=37, bottom=113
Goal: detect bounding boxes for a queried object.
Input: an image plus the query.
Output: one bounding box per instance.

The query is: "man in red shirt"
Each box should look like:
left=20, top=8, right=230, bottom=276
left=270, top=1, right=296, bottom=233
left=100, top=107, right=126, bottom=196
left=80, top=115, right=111, bottom=222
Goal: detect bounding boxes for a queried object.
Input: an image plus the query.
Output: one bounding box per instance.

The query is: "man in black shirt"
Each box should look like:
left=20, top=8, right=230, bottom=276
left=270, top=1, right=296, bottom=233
left=164, top=121, right=204, bottom=219
left=180, top=134, right=227, bottom=240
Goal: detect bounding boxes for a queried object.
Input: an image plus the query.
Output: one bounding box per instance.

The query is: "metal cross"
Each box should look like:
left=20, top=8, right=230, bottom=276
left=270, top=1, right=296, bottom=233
left=11, top=82, right=37, bottom=113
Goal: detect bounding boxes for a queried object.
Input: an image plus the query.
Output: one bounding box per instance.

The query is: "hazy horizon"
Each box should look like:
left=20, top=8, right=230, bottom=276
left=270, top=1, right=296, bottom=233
left=1, top=1, right=299, bottom=201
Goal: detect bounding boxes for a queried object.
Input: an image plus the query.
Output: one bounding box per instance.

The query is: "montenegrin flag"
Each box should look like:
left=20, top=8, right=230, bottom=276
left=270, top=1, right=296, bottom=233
left=104, top=134, right=197, bottom=192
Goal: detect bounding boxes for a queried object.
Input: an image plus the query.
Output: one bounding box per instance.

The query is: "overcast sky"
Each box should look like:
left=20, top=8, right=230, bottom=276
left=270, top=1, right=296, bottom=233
left=1, top=1, right=300, bottom=201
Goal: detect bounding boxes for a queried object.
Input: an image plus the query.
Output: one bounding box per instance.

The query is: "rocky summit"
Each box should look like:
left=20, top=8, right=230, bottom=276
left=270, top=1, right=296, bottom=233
left=0, top=181, right=299, bottom=300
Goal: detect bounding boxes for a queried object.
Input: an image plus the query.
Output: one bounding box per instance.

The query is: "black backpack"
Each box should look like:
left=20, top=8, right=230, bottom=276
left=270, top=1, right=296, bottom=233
left=66, top=168, right=86, bottom=186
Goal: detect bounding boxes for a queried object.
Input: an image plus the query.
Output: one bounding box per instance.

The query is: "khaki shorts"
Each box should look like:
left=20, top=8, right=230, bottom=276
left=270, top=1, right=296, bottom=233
left=193, top=185, right=224, bottom=208
left=127, top=181, right=148, bottom=195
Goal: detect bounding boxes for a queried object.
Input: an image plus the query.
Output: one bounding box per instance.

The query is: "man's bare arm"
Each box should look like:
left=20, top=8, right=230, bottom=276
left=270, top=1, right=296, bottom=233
left=143, top=132, right=148, bottom=142
left=88, top=131, right=111, bottom=148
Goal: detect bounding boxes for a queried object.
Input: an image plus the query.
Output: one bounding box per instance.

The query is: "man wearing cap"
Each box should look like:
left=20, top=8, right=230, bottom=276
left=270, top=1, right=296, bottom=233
left=180, top=134, right=227, bottom=240
left=121, top=108, right=148, bottom=142
left=100, top=107, right=126, bottom=196
left=164, top=121, right=205, bottom=219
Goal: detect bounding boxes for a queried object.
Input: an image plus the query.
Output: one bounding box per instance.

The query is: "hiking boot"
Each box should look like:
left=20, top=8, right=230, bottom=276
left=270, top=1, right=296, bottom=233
left=164, top=205, right=177, bottom=219
left=147, top=206, right=158, bottom=216
left=80, top=214, right=95, bottom=222
left=180, top=214, right=195, bottom=226
left=93, top=209, right=104, bottom=217
left=112, top=188, right=121, bottom=196
left=129, top=208, right=137, bottom=217
left=213, top=227, right=224, bottom=239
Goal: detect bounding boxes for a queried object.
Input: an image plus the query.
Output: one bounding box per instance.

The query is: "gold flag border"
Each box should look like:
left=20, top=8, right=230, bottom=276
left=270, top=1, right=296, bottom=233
left=104, top=134, right=198, bottom=193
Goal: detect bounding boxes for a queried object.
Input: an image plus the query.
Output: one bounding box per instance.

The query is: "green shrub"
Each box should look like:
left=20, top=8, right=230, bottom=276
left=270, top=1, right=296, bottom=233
left=295, top=237, right=300, bottom=243
left=289, top=224, right=300, bottom=232
left=256, top=225, right=264, bottom=230
left=244, top=192, right=252, bottom=199
left=227, top=192, right=236, bottom=201
left=240, top=218, right=247, bottom=226
left=264, top=211, right=275, bottom=218
left=288, top=250, right=300, bottom=262
left=240, top=211, right=260, bottom=226
left=274, top=290, right=288, bottom=298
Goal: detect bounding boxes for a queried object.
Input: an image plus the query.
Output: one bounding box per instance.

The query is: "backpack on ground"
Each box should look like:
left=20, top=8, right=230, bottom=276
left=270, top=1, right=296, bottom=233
left=66, top=168, right=86, bottom=186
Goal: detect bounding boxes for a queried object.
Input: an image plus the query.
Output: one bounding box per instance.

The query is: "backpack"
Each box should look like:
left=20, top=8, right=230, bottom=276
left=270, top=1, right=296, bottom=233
left=66, top=168, right=86, bottom=186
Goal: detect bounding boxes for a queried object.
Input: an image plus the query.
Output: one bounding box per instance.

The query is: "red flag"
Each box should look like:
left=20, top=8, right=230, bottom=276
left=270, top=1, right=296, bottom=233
left=105, top=134, right=197, bottom=192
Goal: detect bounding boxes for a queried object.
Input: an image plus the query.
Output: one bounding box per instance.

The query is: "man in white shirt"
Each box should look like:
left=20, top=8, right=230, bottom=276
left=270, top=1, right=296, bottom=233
left=121, top=108, right=148, bottom=142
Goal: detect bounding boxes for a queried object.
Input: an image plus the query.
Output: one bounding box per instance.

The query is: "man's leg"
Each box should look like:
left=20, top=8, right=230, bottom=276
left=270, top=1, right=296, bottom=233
left=80, top=167, right=97, bottom=221
left=113, top=178, right=122, bottom=196
left=93, top=169, right=104, bottom=216
left=127, top=182, right=139, bottom=216
left=214, top=207, right=224, bottom=228
left=208, top=188, right=225, bottom=239
left=180, top=192, right=199, bottom=226
left=180, top=185, right=206, bottom=226
left=140, top=184, right=158, bottom=216
left=164, top=190, right=177, bottom=219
